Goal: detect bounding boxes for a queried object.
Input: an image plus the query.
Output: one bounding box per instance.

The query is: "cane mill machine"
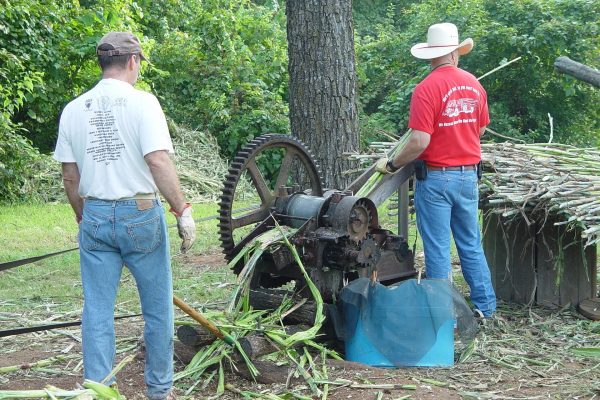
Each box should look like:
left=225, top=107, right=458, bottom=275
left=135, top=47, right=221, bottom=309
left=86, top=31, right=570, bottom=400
left=217, top=134, right=416, bottom=303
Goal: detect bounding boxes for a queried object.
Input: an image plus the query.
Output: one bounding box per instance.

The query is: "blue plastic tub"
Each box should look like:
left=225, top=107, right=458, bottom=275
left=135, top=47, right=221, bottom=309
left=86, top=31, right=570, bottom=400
left=345, top=317, right=395, bottom=367
left=345, top=317, right=454, bottom=367
left=413, top=319, right=454, bottom=366
left=341, top=278, right=457, bottom=368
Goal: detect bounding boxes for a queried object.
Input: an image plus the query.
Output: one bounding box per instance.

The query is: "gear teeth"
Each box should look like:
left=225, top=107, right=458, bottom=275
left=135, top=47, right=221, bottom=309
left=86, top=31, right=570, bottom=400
left=219, top=205, right=231, bottom=217
left=218, top=134, right=325, bottom=273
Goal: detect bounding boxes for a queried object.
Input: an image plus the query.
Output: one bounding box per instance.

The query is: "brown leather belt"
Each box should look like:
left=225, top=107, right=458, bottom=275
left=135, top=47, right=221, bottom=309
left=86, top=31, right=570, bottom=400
left=86, top=193, right=157, bottom=201
left=427, top=165, right=477, bottom=171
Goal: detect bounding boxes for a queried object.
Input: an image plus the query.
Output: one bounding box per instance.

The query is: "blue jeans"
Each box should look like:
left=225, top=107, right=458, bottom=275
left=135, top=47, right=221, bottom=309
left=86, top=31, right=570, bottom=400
left=414, top=170, right=496, bottom=316
left=79, top=199, right=173, bottom=399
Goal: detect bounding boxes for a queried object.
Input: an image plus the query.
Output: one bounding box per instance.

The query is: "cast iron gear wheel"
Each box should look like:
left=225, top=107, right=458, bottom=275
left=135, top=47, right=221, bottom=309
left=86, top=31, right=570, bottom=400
left=349, top=198, right=375, bottom=242
left=357, top=236, right=381, bottom=267
left=218, top=134, right=324, bottom=273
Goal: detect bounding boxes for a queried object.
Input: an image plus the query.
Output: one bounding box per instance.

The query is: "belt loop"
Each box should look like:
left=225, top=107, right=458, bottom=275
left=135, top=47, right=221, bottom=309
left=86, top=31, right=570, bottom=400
left=442, top=166, right=446, bottom=172
left=461, top=165, right=464, bottom=172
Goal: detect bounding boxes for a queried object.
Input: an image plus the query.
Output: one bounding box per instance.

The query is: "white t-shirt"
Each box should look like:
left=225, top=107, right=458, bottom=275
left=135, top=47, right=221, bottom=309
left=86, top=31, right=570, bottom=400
left=54, top=78, right=174, bottom=199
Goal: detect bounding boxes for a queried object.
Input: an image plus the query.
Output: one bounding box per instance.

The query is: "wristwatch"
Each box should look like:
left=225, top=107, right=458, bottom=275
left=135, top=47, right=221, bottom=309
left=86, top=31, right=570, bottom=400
left=386, top=159, right=400, bottom=173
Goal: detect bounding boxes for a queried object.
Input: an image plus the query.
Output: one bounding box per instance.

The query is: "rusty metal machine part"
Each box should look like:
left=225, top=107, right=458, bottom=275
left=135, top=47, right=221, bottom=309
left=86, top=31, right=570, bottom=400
left=329, top=196, right=377, bottom=242
left=218, top=134, right=415, bottom=302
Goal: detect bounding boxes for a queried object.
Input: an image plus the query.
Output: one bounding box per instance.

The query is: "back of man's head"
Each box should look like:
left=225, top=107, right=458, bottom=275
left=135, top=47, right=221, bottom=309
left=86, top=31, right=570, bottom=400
left=96, top=32, right=147, bottom=71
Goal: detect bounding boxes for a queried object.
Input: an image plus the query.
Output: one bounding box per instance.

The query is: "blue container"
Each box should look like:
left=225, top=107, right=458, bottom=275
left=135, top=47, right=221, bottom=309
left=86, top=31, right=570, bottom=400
left=413, top=319, right=454, bottom=367
left=345, top=316, right=455, bottom=367
left=341, top=278, right=456, bottom=368
left=345, top=317, right=395, bottom=367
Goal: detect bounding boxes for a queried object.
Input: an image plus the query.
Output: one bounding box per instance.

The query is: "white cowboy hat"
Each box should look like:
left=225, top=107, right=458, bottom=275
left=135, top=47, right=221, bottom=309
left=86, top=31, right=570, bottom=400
left=410, top=23, right=473, bottom=60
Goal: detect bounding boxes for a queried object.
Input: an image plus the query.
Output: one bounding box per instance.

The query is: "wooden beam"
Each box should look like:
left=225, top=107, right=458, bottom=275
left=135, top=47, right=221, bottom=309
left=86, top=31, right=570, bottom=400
left=554, top=56, right=600, bottom=88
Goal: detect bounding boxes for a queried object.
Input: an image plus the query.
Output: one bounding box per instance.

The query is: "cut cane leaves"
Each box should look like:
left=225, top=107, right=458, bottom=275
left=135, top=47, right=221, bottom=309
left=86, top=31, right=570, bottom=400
left=570, top=347, right=600, bottom=358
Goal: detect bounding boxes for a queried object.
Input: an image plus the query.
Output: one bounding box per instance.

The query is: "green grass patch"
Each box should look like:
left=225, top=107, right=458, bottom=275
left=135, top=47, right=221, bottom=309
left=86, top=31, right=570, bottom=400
left=0, top=202, right=235, bottom=319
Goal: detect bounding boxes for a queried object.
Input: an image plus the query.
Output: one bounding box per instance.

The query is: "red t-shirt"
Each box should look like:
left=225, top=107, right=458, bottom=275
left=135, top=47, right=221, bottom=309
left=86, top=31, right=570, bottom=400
left=408, top=65, right=489, bottom=167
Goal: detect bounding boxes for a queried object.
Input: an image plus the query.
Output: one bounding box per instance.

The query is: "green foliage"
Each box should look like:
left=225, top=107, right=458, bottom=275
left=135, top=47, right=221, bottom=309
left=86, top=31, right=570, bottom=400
left=142, top=0, right=289, bottom=157
left=0, top=0, right=147, bottom=201
left=1, top=0, right=598, bottom=203
left=1, top=0, right=144, bottom=151
left=0, top=46, right=43, bottom=201
left=354, top=0, right=599, bottom=147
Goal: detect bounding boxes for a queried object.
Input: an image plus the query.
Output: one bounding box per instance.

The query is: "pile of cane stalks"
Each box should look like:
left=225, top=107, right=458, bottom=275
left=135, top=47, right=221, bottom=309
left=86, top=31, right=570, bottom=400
left=480, top=142, right=600, bottom=248
left=346, top=138, right=600, bottom=248
left=174, top=223, right=341, bottom=399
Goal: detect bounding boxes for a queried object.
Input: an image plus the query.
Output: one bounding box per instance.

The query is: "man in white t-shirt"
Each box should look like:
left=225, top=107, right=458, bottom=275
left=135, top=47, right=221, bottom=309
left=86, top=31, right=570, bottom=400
left=54, top=31, right=195, bottom=400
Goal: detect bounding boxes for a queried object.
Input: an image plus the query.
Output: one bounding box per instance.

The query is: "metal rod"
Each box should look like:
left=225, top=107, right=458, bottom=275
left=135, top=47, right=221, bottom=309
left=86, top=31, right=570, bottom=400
left=398, top=179, right=410, bottom=240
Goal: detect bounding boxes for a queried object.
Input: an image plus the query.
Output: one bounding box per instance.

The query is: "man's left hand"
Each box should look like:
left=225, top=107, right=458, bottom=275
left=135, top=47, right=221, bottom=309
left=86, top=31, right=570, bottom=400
left=375, top=157, right=390, bottom=174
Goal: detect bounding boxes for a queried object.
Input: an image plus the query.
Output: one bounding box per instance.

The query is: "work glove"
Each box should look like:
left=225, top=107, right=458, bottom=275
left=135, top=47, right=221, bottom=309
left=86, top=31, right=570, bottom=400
left=171, top=203, right=196, bottom=253
left=375, top=157, right=398, bottom=174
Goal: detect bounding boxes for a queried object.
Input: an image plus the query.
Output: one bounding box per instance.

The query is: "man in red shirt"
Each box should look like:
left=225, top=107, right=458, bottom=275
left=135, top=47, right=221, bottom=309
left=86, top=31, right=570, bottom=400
left=377, top=23, right=496, bottom=318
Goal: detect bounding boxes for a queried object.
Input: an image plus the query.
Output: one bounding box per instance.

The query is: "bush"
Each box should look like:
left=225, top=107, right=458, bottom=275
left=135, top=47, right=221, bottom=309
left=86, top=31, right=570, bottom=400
left=354, top=0, right=599, bottom=146
left=144, top=0, right=290, bottom=157
left=0, top=47, right=43, bottom=201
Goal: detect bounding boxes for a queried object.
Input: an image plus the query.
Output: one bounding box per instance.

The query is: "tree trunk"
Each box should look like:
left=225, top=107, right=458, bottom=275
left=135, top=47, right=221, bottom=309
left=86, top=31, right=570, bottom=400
left=238, top=325, right=309, bottom=359
left=231, top=357, right=378, bottom=384
left=286, top=0, right=360, bottom=189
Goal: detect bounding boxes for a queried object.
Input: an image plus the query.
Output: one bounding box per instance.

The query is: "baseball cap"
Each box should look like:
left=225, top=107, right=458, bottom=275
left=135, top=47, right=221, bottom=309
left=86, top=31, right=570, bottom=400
left=96, top=31, right=148, bottom=61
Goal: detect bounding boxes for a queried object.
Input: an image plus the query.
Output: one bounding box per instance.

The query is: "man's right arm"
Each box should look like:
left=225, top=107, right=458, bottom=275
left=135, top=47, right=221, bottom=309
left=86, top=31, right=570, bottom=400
left=145, top=150, right=196, bottom=252
left=376, top=129, right=431, bottom=173
left=390, top=129, right=431, bottom=168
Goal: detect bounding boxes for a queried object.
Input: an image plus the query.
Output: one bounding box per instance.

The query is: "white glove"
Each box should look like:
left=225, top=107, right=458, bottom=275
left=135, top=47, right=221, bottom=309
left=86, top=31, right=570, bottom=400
left=172, top=203, right=196, bottom=253
left=375, top=157, right=389, bottom=174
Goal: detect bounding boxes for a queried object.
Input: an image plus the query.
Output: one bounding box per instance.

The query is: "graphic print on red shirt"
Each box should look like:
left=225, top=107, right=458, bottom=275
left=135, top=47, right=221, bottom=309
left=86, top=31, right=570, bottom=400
left=408, top=65, right=489, bottom=167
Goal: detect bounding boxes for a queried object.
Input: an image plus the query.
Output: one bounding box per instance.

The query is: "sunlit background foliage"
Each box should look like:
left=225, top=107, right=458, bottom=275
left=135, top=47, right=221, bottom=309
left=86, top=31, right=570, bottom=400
left=1, top=0, right=598, bottom=202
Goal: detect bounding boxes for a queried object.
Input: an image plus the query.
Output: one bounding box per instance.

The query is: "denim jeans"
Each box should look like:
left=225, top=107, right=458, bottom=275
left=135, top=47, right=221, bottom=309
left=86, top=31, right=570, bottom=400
left=414, top=170, right=496, bottom=316
left=79, top=199, right=173, bottom=399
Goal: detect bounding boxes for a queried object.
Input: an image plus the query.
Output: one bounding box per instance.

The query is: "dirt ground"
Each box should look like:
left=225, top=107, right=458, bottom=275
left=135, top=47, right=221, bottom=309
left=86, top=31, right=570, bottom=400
left=1, top=252, right=599, bottom=399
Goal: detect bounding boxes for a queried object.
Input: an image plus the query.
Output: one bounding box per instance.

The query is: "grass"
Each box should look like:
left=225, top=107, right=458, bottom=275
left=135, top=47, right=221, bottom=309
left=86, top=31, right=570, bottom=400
left=0, top=201, right=234, bottom=318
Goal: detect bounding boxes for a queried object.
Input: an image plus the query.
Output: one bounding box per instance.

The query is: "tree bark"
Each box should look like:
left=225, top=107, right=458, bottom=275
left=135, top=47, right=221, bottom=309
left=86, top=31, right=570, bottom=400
left=238, top=325, right=310, bottom=359
left=286, top=0, right=360, bottom=189
left=230, top=358, right=303, bottom=384
left=231, top=357, right=377, bottom=384
left=554, top=56, right=600, bottom=88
